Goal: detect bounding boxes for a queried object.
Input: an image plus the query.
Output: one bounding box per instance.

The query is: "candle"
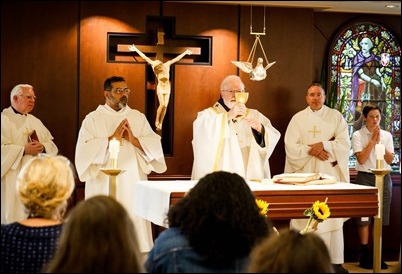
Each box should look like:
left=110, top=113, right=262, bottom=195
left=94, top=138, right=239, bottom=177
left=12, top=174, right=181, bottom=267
left=109, top=138, right=120, bottom=168
left=375, top=143, right=385, bottom=160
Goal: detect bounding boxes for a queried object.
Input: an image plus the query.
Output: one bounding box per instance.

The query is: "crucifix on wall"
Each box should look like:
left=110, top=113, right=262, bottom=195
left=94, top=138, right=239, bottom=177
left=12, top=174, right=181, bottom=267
left=107, top=16, right=211, bottom=155
left=127, top=32, right=193, bottom=131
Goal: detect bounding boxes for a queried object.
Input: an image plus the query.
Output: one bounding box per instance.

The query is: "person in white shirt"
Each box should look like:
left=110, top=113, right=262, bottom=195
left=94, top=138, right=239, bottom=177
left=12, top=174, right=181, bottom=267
left=352, top=103, right=394, bottom=270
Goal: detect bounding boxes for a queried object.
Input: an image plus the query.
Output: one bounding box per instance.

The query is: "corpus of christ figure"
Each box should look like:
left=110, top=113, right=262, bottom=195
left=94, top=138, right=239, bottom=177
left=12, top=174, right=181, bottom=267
left=128, top=44, right=192, bottom=131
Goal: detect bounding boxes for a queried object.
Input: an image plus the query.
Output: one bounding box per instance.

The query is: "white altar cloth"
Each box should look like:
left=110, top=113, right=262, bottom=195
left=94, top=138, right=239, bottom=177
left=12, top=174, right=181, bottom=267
left=132, top=180, right=377, bottom=227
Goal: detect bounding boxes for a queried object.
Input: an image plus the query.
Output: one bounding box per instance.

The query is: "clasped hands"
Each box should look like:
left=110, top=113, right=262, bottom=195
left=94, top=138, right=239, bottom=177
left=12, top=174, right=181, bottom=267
left=110, top=118, right=139, bottom=149
left=370, top=124, right=381, bottom=144
left=308, top=142, right=329, bottom=161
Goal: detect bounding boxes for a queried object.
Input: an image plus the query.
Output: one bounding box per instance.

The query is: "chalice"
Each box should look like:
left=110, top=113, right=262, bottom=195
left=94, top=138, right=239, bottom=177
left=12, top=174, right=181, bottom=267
left=235, top=91, right=249, bottom=118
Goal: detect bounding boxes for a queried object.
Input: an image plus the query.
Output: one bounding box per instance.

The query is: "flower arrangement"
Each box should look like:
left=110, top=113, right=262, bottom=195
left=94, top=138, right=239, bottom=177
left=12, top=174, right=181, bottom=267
left=300, top=198, right=331, bottom=234
left=256, top=198, right=269, bottom=217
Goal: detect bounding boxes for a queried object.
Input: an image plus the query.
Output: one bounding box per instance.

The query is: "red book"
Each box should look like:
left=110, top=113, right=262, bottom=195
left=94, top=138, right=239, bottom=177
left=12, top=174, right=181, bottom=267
left=28, top=130, right=39, bottom=142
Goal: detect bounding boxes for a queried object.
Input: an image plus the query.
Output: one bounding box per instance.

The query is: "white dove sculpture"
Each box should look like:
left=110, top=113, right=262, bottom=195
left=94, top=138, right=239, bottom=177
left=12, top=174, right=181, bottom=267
left=231, top=57, right=276, bottom=81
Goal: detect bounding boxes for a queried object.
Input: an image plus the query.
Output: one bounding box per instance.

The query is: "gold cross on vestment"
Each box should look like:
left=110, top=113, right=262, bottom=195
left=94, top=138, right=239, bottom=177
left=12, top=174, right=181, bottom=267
left=24, top=128, right=32, bottom=137
left=308, top=126, right=321, bottom=138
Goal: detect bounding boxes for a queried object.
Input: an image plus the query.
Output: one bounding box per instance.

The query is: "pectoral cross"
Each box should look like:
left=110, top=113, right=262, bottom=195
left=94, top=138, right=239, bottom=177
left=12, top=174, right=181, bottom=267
left=24, top=128, right=32, bottom=139
left=308, top=126, right=321, bottom=138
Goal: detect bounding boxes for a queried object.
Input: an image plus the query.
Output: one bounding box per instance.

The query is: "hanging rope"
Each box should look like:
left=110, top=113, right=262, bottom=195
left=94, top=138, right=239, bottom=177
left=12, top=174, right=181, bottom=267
left=250, top=5, right=266, bottom=35
left=248, top=6, right=270, bottom=67
left=247, top=35, right=270, bottom=69
left=231, top=5, right=276, bottom=81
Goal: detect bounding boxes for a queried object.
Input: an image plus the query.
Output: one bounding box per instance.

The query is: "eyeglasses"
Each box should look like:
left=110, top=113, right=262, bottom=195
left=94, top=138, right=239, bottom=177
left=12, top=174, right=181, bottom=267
left=19, top=94, right=37, bottom=100
left=107, top=88, right=131, bottom=95
left=222, top=90, right=245, bottom=94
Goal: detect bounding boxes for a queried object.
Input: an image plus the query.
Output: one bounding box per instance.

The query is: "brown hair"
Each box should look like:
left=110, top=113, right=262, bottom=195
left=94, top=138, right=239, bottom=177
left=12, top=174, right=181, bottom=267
left=44, top=195, right=144, bottom=273
left=248, top=229, right=334, bottom=273
left=362, top=103, right=381, bottom=117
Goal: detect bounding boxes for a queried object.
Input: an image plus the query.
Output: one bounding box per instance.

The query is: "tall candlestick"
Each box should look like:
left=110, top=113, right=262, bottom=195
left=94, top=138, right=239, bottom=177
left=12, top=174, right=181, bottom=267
left=109, top=138, right=120, bottom=169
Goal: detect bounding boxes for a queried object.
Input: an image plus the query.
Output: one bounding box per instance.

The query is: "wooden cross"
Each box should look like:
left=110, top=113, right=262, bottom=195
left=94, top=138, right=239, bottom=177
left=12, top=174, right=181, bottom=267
left=108, top=16, right=209, bottom=156
left=116, top=30, right=201, bottom=62
left=114, top=18, right=202, bottom=62
left=308, top=126, right=321, bottom=138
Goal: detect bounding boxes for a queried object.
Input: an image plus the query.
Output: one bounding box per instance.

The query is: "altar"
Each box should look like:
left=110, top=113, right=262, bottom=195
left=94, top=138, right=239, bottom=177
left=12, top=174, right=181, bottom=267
left=132, top=180, right=378, bottom=228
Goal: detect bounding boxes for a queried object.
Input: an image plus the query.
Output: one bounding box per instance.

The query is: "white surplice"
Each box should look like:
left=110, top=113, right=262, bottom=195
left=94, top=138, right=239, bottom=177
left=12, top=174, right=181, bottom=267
left=284, top=105, right=350, bottom=264
left=75, top=104, right=167, bottom=253
left=191, top=102, right=280, bottom=180
left=1, top=107, right=58, bottom=224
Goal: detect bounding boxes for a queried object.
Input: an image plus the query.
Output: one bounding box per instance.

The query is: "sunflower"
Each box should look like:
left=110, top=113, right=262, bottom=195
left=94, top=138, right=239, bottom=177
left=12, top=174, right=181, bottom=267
left=256, top=199, right=269, bottom=217
left=303, top=199, right=331, bottom=222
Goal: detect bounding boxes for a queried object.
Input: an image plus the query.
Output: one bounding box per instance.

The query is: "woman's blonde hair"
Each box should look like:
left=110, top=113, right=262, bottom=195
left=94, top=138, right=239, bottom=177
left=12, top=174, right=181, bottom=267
left=17, top=155, right=75, bottom=220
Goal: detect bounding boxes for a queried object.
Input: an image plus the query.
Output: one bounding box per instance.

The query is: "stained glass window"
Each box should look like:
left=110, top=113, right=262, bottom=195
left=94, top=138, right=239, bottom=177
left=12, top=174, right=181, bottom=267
left=326, top=21, right=401, bottom=173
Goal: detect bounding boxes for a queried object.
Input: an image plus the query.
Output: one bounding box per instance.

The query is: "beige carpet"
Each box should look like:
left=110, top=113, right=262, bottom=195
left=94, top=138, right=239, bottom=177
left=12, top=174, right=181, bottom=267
left=343, top=261, right=400, bottom=273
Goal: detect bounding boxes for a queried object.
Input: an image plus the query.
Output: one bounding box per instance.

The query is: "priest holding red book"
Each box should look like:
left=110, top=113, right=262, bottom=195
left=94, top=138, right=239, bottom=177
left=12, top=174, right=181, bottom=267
left=1, top=84, right=58, bottom=224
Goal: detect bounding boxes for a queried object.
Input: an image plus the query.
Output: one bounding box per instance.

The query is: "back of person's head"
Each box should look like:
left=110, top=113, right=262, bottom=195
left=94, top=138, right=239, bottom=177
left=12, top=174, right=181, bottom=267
left=17, top=154, right=75, bottom=220
left=168, top=171, right=271, bottom=267
left=247, top=229, right=334, bottom=273
left=44, top=195, right=144, bottom=273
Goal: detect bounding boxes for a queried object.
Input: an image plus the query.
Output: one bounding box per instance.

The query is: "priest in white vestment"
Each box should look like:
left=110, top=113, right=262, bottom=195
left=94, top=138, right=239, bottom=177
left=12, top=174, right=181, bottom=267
left=284, top=83, right=350, bottom=273
left=191, top=75, right=280, bottom=180
left=1, top=84, right=58, bottom=224
left=75, top=76, right=167, bottom=253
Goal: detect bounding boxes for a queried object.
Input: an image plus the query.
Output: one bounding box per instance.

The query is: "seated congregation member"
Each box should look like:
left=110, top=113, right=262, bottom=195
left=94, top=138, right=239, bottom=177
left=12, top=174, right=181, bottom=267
left=145, top=171, right=273, bottom=273
left=248, top=229, right=334, bottom=273
left=44, top=195, right=144, bottom=273
left=1, top=155, right=75, bottom=273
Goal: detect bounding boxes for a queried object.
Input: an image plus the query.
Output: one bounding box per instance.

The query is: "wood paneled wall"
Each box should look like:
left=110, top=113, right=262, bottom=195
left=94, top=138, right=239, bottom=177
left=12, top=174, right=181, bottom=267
left=2, top=1, right=400, bottom=177
left=2, top=0, right=401, bottom=262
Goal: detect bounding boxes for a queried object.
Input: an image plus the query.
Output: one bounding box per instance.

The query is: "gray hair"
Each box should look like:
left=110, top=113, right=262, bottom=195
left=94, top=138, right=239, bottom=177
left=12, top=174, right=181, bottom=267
left=220, top=75, right=245, bottom=91
left=10, top=84, right=33, bottom=101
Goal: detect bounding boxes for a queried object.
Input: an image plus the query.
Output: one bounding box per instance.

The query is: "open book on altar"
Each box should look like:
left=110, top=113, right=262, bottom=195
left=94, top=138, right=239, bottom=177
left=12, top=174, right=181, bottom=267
left=272, top=173, right=337, bottom=185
